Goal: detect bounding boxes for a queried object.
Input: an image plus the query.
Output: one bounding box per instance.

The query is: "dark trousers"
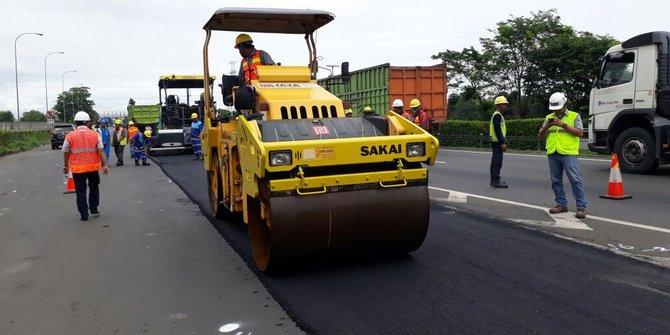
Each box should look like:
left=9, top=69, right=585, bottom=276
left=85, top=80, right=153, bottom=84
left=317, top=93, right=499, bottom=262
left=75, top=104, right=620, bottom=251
left=490, top=142, right=503, bottom=183
left=73, top=172, right=100, bottom=218
left=114, top=144, right=124, bottom=164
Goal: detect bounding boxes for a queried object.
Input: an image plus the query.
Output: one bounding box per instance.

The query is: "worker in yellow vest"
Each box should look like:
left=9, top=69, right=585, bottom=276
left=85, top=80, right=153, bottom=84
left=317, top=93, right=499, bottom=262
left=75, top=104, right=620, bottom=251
left=489, top=96, right=509, bottom=188
left=538, top=92, right=587, bottom=219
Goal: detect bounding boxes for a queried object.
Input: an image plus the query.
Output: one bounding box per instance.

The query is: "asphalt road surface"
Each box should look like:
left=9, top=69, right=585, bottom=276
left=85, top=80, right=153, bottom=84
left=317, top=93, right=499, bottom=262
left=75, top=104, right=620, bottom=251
left=154, top=153, right=670, bottom=334
left=0, top=147, right=301, bottom=335
left=430, top=149, right=670, bottom=264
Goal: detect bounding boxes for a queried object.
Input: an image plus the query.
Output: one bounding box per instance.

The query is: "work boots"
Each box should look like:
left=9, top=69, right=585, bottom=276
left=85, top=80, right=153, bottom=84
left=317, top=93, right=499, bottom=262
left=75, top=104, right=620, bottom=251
left=490, top=179, right=509, bottom=188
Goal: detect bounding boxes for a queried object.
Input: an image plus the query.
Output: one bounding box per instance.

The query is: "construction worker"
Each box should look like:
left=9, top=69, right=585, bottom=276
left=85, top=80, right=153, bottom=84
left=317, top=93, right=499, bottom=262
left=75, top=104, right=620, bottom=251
left=235, top=33, right=275, bottom=84
left=344, top=109, right=354, bottom=117
left=391, top=99, right=412, bottom=121
left=62, top=111, right=109, bottom=221
left=490, top=96, right=509, bottom=188
left=538, top=92, right=587, bottom=219
left=96, top=119, right=111, bottom=161
left=144, top=129, right=153, bottom=154
left=130, top=127, right=150, bottom=166
left=190, top=113, right=203, bottom=160
left=127, top=121, right=138, bottom=144
left=362, top=106, right=376, bottom=117
left=411, top=98, right=431, bottom=131
left=112, top=119, right=127, bottom=166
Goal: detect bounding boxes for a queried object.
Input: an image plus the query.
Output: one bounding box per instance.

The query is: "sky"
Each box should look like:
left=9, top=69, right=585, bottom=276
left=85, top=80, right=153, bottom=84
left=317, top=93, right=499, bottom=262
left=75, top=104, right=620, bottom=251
left=0, top=0, right=666, bottom=118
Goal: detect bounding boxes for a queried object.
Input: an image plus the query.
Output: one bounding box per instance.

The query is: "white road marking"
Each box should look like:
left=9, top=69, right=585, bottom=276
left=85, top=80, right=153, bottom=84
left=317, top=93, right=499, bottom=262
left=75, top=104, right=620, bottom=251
left=439, top=149, right=609, bottom=162
left=429, top=186, right=670, bottom=234
left=509, top=212, right=593, bottom=230
left=435, top=160, right=447, bottom=164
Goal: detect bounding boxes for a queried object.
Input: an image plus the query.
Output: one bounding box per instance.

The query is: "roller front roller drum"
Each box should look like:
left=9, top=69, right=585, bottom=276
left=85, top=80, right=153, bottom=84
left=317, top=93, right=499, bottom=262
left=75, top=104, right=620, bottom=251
left=248, top=184, right=430, bottom=271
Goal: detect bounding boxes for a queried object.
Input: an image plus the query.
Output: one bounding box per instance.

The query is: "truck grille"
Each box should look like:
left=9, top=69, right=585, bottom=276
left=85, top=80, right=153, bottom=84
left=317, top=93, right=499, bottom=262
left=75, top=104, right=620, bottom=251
left=280, top=105, right=338, bottom=119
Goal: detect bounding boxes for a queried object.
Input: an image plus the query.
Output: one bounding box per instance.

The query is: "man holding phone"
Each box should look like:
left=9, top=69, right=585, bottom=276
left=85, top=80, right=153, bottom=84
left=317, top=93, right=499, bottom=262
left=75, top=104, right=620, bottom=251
left=538, top=92, right=587, bottom=219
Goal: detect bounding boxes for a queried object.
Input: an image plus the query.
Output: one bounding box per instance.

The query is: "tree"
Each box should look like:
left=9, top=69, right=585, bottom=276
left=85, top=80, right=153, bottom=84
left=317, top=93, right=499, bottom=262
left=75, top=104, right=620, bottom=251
left=432, top=47, right=493, bottom=101
left=0, top=111, right=15, bottom=122
left=53, top=87, right=98, bottom=122
left=20, top=110, right=47, bottom=122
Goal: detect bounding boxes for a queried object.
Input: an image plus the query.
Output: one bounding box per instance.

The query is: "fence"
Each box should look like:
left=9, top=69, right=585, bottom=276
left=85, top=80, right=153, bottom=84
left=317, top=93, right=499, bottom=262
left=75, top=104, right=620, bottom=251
left=0, top=122, right=51, bottom=131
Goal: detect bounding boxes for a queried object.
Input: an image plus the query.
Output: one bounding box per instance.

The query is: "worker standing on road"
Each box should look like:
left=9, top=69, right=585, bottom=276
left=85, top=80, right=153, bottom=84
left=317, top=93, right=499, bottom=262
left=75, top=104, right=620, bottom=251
left=538, top=92, right=587, bottom=219
left=411, top=99, right=431, bottom=131
left=191, top=113, right=204, bottom=160
left=490, top=96, right=509, bottom=188
left=62, top=111, right=109, bottom=221
left=391, top=99, right=412, bottom=121
left=130, top=128, right=150, bottom=166
left=112, top=119, right=127, bottom=166
left=236, top=33, right=275, bottom=84
left=96, top=119, right=111, bottom=161
left=127, top=121, right=138, bottom=144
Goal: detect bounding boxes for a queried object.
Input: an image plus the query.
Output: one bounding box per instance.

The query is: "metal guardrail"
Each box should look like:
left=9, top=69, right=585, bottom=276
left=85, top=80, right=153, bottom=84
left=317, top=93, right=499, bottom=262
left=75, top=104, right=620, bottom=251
left=0, top=122, right=51, bottom=131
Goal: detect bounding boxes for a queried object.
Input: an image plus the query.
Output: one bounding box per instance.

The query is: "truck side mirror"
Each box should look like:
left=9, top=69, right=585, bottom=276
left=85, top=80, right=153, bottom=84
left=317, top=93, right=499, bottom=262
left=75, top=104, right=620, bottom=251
left=341, top=62, right=350, bottom=84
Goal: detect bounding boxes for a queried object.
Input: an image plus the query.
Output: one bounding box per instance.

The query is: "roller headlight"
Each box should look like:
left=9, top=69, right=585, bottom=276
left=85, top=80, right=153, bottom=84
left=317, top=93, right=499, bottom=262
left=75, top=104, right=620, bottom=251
left=406, top=142, right=425, bottom=157
left=269, top=150, right=292, bottom=166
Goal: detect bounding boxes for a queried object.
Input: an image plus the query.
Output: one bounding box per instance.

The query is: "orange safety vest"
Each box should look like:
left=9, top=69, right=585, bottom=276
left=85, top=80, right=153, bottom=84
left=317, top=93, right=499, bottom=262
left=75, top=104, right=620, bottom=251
left=127, top=126, right=138, bottom=143
left=242, top=50, right=262, bottom=83
left=66, top=127, right=102, bottom=173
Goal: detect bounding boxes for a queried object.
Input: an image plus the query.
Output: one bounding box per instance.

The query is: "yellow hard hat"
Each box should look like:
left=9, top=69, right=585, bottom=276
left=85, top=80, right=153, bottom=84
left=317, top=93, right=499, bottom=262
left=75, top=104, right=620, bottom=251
left=410, top=98, right=421, bottom=108
left=494, top=96, right=509, bottom=105
left=234, top=33, right=253, bottom=48
left=144, top=130, right=152, bottom=137
left=128, top=121, right=135, bottom=126
left=114, top=119, right=121, bottom=125
left=363, top=106, right=372, bottom=112
left=191, top=113, right=198, bottom=119
left=344, top=109, right=353, bottom=114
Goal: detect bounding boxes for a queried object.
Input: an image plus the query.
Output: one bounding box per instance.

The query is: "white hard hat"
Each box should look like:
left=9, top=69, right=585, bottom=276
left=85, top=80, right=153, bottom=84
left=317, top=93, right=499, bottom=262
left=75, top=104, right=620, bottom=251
left=74, top=111, right=91, bottom=122
left=548, top=92, right=567, bottom=111
left=392, top=99, right=404, bottom=108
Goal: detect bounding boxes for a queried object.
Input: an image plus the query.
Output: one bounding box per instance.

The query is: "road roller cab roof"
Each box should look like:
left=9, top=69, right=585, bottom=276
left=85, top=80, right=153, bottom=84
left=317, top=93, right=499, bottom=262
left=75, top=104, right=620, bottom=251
left=203, top=7, right=334, bottom=33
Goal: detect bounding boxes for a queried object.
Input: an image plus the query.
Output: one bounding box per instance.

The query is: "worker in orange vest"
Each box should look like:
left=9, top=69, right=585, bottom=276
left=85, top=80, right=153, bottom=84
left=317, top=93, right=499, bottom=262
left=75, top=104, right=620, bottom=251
left=127, top=120, right=139, bottom=143
left=62, top=111, right=109, bottom=221
left=235, top=33, right=275, bottom=84
left=411, top=98, right=431, bottom=131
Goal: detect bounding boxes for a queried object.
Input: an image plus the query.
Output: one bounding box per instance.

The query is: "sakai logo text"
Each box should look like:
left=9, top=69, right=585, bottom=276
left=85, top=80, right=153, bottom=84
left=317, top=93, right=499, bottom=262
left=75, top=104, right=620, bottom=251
left=360, top=144, right=402, bottom=156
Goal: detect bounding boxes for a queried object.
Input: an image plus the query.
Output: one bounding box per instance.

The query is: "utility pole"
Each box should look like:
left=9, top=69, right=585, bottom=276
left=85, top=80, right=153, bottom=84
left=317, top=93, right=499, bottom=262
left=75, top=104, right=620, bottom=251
left=44, top=51, right=64, bottom=119
left=14, top=32, right=43, bottom=121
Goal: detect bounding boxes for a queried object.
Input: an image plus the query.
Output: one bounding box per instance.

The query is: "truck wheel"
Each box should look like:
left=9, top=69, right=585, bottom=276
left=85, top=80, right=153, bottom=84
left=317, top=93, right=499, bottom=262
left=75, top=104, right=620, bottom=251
left=51, top=144, right=57, bottom=150
left=614, top=127, right=656, bottom=174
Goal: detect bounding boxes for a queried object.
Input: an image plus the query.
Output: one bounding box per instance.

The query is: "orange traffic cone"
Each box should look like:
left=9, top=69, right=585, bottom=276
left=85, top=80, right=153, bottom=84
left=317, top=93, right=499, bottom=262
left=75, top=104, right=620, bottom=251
left=599, top=154, right=632, bottom=200
left=64, top=170, right=75, bottom=194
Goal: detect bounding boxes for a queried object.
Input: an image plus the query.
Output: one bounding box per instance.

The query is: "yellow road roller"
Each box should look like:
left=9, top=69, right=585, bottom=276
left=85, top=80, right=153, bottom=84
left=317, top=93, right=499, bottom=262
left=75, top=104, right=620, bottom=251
left=200, top=7, right=439, bottom=271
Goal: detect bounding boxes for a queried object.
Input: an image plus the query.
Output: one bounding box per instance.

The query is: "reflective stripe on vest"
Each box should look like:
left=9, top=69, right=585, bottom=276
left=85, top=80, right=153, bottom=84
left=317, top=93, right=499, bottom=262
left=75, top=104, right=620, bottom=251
left=545, top=110, right=580, bottom=156
left=242, top=50, right=262, bottom=83
left=489, top=111, right=507, bottom=142
left=67, top=128, right=102, bottom=173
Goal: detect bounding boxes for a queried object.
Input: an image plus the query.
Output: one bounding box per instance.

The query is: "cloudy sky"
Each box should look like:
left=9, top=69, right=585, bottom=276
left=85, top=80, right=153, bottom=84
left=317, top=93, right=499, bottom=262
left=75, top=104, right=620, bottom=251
left=0, top=0, right=665, bottom=117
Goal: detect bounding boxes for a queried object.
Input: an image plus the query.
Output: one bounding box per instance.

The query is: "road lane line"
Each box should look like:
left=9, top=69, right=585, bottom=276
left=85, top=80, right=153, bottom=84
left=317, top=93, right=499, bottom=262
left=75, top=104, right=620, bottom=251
left=435, top=160, right=447, bottom=164
left=439, top=149, right=608, bottom=162
left=428, top=186, right=670, bottom=234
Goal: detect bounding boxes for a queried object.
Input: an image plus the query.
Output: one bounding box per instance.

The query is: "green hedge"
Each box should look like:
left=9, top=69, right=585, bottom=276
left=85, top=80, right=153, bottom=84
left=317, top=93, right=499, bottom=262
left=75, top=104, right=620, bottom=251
left=438, top=118, right=546, bottom=150
left=0, top=130, right=51, bottom=156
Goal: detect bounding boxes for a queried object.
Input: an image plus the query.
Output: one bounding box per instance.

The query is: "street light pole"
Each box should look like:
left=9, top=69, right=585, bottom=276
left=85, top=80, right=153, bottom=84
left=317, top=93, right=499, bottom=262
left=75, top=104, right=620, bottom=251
left=44, top=51, right=64, bottom=120
left=14, top=32, right=43, bottom=121
left=61, top=70, right=77, bottom=92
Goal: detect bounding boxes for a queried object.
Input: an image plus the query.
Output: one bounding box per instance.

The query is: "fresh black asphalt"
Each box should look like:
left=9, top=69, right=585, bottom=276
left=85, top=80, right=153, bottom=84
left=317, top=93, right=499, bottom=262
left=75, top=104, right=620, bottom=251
left=154, top=154, right=670, bottom=335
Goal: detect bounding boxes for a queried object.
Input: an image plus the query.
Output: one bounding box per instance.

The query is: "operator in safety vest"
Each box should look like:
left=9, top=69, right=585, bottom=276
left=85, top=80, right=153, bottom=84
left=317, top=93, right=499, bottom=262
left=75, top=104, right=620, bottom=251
left=538, top=92, right=587, bottom=219
left=190, top=113, right=203, bottom=160
left=235, top=33, right=275, bottom=84
left=62, top=111, right=109, bottom=221
left=112, top=119, right=127, bottom=166
left=489, top=96, right=509, bottom=188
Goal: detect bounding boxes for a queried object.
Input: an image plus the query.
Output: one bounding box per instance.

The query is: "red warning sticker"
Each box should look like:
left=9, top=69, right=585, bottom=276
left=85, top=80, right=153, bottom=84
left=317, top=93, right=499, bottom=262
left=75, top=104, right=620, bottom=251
left=313, top=125, right=330, bottom=135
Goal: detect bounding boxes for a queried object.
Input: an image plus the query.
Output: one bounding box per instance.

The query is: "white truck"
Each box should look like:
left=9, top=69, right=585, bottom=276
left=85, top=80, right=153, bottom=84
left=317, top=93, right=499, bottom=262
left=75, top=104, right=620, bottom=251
left=588, top=31, right=670, bottom=173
